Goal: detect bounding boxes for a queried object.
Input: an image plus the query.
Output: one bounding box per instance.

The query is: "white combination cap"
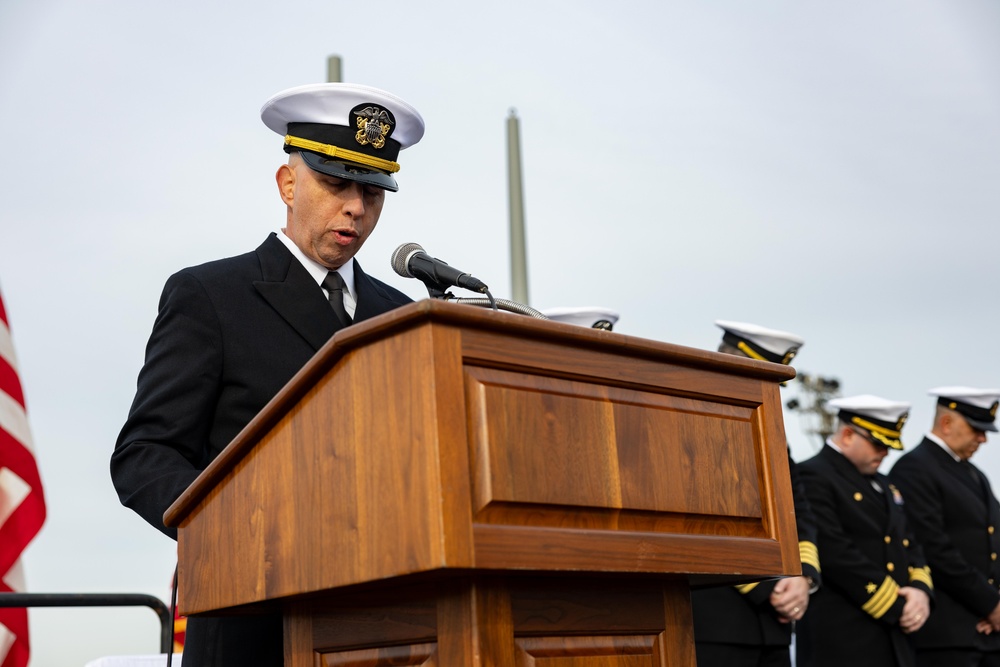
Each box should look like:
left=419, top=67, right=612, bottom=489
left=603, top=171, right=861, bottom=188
left=714, top=320, right=804, bottom=365
left=928, top=386, right=1000, bottom=432
left=261, top=82, right=425, bottom=192
left=543, top=307, right=619, bottom=331
left=828, top=394, right=911, bottom=450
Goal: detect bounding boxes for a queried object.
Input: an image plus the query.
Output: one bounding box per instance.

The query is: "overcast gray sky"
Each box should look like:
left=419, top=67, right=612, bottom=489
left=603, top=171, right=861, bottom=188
left=2, top=0, right=999, bottom=663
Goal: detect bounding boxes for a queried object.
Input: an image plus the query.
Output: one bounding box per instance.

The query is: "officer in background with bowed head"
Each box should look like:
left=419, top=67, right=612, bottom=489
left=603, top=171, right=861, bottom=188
left=796, top=395, right=933, bottom=667
left=889, top=387, right=1000, bottom=667
left=692, top=321, right=821, bottom=667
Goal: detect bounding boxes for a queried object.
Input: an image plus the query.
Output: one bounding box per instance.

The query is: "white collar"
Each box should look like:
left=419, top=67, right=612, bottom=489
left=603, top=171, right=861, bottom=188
left=825, top=438, right=847, bottom=457
left=925, top=432, right=961, bottom=462
left=276, top=230, right=356, bottom=301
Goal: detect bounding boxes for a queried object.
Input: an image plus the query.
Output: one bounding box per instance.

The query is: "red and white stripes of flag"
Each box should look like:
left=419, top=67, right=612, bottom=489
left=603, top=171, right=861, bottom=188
left=0, top=289, right=47, bottom=667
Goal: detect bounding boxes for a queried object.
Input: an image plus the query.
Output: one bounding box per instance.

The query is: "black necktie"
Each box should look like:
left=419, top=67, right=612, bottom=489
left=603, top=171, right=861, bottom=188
left=962, top=460, right=983, bottom=488
left=322, top=271, right=352, bottom=328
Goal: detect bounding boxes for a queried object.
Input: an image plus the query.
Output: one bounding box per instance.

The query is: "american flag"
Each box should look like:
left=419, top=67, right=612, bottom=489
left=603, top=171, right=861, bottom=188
left=0, top=288, right=46, bottom=667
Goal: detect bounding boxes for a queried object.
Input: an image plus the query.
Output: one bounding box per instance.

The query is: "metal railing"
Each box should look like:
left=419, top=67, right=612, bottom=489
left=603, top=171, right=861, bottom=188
left=0, top=592, right=172, bottom=653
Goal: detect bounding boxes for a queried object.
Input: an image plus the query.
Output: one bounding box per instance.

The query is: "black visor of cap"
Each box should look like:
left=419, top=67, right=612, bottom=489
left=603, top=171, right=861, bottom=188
left=967, top=417, right=998, bottom=433
left=939, top=397, right=999, bottom=432
left=722, top=331, right=790, bottom=365
left=298, top=150, right=399, bottom=192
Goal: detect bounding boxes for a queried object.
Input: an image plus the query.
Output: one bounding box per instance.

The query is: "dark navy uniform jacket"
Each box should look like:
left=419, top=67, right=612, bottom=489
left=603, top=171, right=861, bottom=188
left=889, top=437, right=1000, bottom=652
left=797, top=444, right=933, bottom=667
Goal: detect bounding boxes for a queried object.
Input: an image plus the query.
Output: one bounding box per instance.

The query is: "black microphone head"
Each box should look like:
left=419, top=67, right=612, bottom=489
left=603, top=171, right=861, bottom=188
left=391, top=242, right=424, bottom=278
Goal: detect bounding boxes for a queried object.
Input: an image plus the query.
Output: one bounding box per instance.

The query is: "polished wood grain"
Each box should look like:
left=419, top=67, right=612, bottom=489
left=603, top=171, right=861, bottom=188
left=284, top=576, right=692, bottom=667
left=321, top=643, right=437, bottom=667
left=516, top=636, right=658, bottom=667
left=283, top=609, right=313, bottom=667
left=465, top=367, right=762, bottom=517
left=438, top=579, right=516, bottom=666
left=174, top=325, right=469, bottom=613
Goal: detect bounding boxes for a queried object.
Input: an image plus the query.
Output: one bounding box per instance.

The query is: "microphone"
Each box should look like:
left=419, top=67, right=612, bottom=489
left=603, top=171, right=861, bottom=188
left=391, top=242, right=489, bottom=294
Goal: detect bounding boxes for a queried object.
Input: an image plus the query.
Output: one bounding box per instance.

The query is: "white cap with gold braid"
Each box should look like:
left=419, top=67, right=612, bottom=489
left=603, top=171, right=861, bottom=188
left=828, top=394, right=911, bottom=450
left=261, top=82, right=425, bottom=192
left=928, top=386, right=1000, bottom=433
left=715, top=320, right=803, bottom=365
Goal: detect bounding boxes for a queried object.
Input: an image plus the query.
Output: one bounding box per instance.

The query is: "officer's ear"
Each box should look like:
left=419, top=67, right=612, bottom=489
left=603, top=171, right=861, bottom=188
left=938, top=411, right=956, bottom=435
left=838, top=425, right=860, bottom=450
left=276, top=163, right=296, bottom=207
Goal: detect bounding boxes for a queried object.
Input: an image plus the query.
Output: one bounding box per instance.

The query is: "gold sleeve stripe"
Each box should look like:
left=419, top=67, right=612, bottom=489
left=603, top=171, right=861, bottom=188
left=284, top=135, right=401, bottom=173
left=861, top=576, right=900, bottom=619
left=735, top=582, right=760, bottom=594
left=799, top=541, right=821, bottom=572
left=909, top=566, right=933, bottom=589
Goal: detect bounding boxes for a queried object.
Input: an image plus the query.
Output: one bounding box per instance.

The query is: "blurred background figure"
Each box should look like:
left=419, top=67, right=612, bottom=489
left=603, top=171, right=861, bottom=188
left=889, top=387, right=1000, bottom=667
left=692, top=320, right=820, bottom=667
left=542, top=306, right=619, bottom=331
left=797, top=395, right=932, bottom=667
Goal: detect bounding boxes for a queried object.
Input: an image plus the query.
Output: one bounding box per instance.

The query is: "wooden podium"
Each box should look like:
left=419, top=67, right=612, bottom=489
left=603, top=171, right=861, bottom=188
left=165, top=300, right=798, bottom=666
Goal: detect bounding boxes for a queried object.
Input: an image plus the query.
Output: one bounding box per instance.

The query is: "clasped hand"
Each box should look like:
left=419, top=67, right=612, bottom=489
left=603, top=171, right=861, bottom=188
left=770, top=576, right=810, bottom=623
left=898, top=587, right=930, bottom=634
left=975, top=601, right=1000, bottom=635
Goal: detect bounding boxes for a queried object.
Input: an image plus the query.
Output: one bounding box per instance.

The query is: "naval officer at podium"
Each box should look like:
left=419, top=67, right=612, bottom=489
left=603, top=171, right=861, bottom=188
left=111, top=82, right=424, bottom=666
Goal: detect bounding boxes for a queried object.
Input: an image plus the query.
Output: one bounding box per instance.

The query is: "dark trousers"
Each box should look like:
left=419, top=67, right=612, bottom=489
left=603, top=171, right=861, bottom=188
left=916, top=649, right=1000, bottom=667
left=696, top=642, right=791, bottom=667
left=184, top=615, right=283, bottom=667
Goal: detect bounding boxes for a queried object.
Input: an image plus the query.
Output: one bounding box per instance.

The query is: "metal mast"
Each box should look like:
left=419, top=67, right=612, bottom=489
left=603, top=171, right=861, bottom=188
left=506, top=109, right=529, bottom=305
left=327, top=55, right=342, bottom=83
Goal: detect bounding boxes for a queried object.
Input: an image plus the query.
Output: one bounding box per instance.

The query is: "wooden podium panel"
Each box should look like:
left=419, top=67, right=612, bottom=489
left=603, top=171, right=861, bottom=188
left=165, top=300, right=798, bottom=665
left=466, top=366, right=764, bottom=519
left=457, top=325, right=792, bottom=576
left=281, top=576, right=694, bottom=667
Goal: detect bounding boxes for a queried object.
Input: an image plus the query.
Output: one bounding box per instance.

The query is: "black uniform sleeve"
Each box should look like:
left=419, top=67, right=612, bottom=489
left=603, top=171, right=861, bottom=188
left=790, top=451, right=822, bottom=586
left=891, top=457, right=998, bottom=617
left=893, top=482, right=935, bottom=601
left=110, top=271, right=223, bottom=539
